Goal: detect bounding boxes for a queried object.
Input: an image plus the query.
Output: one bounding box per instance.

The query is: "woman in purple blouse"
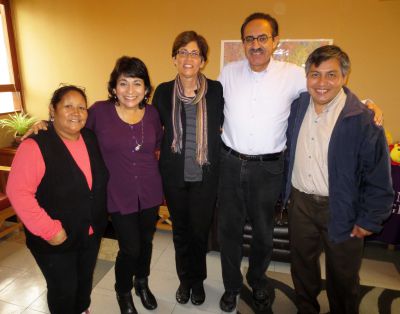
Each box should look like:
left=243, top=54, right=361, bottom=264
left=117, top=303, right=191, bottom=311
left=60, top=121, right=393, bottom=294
left=87, top=57, right=163, bottom=314
left=26, top=57, right=163, bottom=314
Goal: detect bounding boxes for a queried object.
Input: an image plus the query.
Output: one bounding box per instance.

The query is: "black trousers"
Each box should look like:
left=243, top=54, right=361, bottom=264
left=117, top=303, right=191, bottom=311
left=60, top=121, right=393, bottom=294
left=31, top=235, right=100, bottom=314
left=289, top=188, right=364, bottom=314
left=164, top=180, right=217, bottom=288
left=111, top=207, right=158, bottom=294
left=218, top=149, right=284, bottom=292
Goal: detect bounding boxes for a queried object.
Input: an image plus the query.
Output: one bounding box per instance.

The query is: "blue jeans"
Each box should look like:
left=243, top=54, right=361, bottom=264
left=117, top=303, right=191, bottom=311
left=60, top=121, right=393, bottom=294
left=218, top=148, right=284, bottom=292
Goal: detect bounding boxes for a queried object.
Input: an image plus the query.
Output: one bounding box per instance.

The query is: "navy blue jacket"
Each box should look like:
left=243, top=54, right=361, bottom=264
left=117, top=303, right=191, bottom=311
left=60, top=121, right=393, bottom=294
left=284, top=87, right=393, bottom=243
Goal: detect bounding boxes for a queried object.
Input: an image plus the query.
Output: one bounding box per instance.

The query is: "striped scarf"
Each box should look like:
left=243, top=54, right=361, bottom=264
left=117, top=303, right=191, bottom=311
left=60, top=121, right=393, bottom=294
left=171, top=73, right=209, bottom=166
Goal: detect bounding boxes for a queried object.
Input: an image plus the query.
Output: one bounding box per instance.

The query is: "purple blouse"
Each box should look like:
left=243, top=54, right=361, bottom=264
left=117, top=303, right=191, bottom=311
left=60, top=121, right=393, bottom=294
left=86, top=100, right=163, bottom=214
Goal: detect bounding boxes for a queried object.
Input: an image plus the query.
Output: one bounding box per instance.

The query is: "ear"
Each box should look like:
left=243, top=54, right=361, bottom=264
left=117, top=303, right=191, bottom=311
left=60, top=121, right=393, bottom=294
left=49, top=105, right=55, bottom=119
left=173, top=57, right=177, bottom=67
left=272, top=35, right=280, bottom=51
left=200, top=58, right=205, bottom=69
left=343, top=73, right=349, bottom=85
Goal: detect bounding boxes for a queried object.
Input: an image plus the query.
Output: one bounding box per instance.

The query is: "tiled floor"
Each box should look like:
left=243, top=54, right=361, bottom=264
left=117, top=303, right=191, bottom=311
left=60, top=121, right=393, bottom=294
left=0, top=229, right=399, bottom=314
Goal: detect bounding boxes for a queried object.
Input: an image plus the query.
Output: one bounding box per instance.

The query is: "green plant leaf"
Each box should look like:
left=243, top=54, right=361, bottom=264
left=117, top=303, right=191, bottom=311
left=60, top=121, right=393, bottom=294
left=0, top=112, right=37, bottom=136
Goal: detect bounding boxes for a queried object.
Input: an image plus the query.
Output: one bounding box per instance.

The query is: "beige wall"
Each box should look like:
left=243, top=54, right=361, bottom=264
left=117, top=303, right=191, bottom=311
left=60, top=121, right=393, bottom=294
left=8, top=0, right=400, bottom=141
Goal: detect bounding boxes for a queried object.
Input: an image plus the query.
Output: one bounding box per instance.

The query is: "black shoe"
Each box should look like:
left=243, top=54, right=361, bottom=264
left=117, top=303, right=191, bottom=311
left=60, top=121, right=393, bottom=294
left=219, top=291, right=238, bottom=312
left=176, top=284, right=191, bottom=304
left=252, top=288, right=271, bottom=311
left=116, top=292, right=138, bottom=314
left=133, top=278, right=158, bottom=310
left=191, top=283, right=205, bottom=305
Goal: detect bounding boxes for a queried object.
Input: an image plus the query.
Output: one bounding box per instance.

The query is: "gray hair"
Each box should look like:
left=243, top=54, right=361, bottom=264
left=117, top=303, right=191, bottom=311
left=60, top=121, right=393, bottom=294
left=305, top=45, right=351, bottom=76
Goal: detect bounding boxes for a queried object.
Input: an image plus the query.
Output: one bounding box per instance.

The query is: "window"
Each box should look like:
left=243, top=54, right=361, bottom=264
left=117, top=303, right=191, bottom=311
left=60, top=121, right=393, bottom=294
left=0, top=0, right=22, bottom=113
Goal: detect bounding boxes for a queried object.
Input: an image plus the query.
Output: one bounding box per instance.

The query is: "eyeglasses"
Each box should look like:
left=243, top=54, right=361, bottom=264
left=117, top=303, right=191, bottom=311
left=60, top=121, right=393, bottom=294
left=244, top=34, right=273, bottom=44
left=176, top=49, right=201, bottom=59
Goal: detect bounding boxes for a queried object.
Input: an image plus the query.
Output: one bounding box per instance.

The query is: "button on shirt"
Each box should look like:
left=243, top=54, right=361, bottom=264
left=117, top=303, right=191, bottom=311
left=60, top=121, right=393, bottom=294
left=86, top=101, right=163, bottom=214
left=291, top=88, right=347, bottom=196
left=218, top=58, right=306, bottom=154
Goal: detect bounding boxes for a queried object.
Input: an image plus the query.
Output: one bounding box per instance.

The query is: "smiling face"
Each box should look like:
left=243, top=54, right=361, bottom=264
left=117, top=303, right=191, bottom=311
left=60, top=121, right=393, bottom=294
left=113, top=74, right=146, bottom=109
left=173, top=41, right=205, bottom=79
left=50, top=90, right=88, bottom=140
left=307, top=58, right=348, bottom=112
left=243, top=19, right=279, bottom=72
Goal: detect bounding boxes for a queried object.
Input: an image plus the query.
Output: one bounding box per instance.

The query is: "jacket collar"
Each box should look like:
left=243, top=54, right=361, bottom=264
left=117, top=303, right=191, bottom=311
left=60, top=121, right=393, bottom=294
left=298, top=86, right=364, bottom=119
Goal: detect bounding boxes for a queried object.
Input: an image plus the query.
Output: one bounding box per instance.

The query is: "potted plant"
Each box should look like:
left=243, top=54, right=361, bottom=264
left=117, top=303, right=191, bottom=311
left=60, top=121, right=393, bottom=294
left=0, top=112, right=37, bottom=146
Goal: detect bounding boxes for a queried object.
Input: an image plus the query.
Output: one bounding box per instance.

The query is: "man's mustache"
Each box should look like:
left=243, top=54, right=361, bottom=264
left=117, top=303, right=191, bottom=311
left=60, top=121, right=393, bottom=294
left=249, top=48, right=264, bottom=54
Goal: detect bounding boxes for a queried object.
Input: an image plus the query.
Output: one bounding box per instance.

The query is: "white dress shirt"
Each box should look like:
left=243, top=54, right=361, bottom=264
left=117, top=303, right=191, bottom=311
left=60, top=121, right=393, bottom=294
left=218, top=58, right=306, bottom=155
left=291, top=88, right=347, bottom=196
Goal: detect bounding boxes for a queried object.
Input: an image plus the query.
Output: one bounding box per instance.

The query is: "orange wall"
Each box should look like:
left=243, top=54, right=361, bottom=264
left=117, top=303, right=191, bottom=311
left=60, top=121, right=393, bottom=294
left=9, top=0, right=400, bottom=141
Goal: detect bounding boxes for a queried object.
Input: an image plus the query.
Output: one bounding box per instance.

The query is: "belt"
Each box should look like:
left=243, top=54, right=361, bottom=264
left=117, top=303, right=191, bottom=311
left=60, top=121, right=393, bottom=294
left=222, top=143, right=282, bottom=161
left=293, top=187, right=329, bottom=203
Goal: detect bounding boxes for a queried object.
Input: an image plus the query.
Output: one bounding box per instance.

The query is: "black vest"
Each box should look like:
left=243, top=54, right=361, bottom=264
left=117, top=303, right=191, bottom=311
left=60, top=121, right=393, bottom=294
left=25, top=127, right=108, bottom=253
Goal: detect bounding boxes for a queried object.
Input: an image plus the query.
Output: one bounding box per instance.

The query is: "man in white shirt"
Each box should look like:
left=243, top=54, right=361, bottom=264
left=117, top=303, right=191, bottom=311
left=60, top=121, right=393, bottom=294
left=217, top=12, right=306, bottom=312
left=217, top=13, right=382, bottom=313
left=284, top=45, right=393, bottom=314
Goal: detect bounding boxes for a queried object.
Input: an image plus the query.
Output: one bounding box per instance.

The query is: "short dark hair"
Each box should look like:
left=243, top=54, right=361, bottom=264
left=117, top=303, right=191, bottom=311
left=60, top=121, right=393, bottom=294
left=107, top=56, right=152, bottom=109
left=172, top=31, right=209, bottom=62
left=50, top=85, right=87, bottom=109
left=305, top=45, right=351, bottom=76
left=240, top=12, right=279, bottom=41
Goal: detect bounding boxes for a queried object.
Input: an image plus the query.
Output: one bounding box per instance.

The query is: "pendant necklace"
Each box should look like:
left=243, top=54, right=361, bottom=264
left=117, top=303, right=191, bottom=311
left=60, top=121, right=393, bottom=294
left=133, top=119, right=144, bottom=151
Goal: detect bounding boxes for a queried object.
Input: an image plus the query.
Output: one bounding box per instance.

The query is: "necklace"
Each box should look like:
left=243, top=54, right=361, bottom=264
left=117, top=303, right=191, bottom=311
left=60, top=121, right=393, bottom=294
left=132, top=119, right=144, bottom=151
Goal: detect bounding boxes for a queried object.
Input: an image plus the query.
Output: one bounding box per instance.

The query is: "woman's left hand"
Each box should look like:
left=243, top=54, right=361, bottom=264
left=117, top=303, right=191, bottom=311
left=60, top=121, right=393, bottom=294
left=47, top=228, right=67, bottom=246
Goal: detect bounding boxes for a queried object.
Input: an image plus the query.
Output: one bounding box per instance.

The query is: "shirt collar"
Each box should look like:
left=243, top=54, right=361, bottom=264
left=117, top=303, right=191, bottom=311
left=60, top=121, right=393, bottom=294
left=310, top=88, right=345, bottom=115
left=245, top=57, right=276, bottom=75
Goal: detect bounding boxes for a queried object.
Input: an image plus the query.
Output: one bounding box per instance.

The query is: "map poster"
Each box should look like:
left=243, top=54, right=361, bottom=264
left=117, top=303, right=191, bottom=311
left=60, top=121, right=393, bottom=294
left=220, top=39, right=333, bottom=70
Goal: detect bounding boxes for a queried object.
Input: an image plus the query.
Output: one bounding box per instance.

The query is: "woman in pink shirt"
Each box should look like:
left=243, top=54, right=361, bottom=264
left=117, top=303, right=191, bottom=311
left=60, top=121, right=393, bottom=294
left=6, top=85, right=108, bottom=314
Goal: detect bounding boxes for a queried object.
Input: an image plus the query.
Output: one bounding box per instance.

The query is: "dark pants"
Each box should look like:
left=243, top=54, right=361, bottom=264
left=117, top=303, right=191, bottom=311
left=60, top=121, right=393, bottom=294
left=289, top=188, right=363, bottom=314
left=218, top=149, right=284, bottom=292
left=31, top=235, right=100, bottom=314
left=164, top=180, right=217, bottom=287
left=111, top=207, right=158, bottom=293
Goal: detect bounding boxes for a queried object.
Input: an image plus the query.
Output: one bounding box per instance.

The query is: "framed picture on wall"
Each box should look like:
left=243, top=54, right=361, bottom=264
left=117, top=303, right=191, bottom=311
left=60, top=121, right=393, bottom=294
left=220, top=39, right=334, bottom=70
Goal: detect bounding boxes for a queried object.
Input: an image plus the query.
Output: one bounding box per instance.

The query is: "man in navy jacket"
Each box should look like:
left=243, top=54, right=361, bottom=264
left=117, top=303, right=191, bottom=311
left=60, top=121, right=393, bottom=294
left=284, top=45, right=393, bottom=314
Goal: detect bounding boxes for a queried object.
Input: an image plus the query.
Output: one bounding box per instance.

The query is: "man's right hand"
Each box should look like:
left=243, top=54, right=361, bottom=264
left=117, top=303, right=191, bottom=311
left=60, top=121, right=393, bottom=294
left=47, top=228, right=67, bottom=246
left=21, top=120, right=49, bottom=140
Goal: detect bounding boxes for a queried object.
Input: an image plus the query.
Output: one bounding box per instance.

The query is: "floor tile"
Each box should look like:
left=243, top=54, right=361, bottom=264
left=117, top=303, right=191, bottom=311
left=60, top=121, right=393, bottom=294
left=95, top=265, right=115, bottom=291
left=274, top=261, right=291, bottom=274
left=0, top=243, right=40, bottom=274
left=150, top=248, right=164, bottom=270
left=26, top=291, right=49, bottom=313
left=359, top=258, right=400, bottom=290
left=0, top=299, right=24, bottom=313
left=153, top=230, right=173, bottom=252
left=205, top=252, right=223, bottom=283
left=0, top=265, right=25, bottom=292
left=148, top=269, right=179, bottom=304
left=152, top=247, right=177, bottom=274
left=172, top=304, right=221, bottom=314
left=22, top=309, right=48, bottom=314
left=90, top=286, right=120, bottom=314
left=0, top=270, right=46, bottom=307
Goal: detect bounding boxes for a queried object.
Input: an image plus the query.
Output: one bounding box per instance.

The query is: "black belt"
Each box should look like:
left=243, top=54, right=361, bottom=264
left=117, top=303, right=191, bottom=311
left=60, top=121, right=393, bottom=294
left=222, top=143, right=282, bottom=161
